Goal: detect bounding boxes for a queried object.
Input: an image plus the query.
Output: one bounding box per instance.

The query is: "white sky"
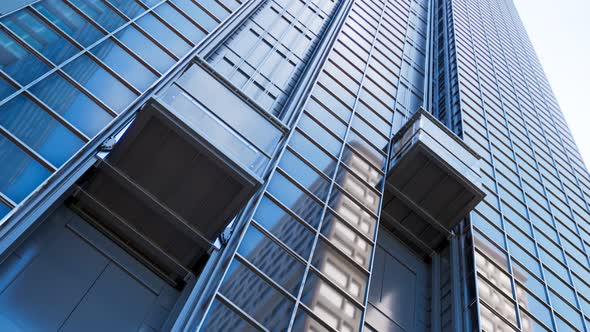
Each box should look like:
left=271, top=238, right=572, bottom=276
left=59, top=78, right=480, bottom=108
left=513, top=0, right=590, bottom=168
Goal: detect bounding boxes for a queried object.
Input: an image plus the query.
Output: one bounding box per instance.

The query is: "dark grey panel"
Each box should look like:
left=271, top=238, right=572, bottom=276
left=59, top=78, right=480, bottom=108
left=0, top=206, right=179, bottom=331
left=60, top=264, right=156, bottom=332
left=366, top=228, right=431, bottom=332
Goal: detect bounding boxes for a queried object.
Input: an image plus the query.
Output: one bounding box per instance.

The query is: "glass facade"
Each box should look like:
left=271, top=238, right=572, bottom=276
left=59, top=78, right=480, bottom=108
left=201, top=0, right=431, bottom=330
left=449, top=0, right=590, bottom=331
left=0, top=0, right=589, bottom=331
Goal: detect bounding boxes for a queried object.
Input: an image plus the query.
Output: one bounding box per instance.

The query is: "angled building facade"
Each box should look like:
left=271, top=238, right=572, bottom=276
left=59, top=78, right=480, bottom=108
left=0, top=0, right=588, bottom=331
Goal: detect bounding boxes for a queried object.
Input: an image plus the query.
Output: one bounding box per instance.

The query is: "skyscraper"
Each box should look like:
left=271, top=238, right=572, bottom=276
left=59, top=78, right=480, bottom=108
left=0, top=0, right=587, bottom=331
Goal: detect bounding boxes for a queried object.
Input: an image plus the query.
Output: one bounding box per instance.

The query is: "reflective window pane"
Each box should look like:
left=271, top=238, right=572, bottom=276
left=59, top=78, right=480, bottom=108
left=69, top=0, right=127, bottom=32
left=289, top=131, right=338, bottom=177
left=238, top=226, right=305, bottom=295
left=197, top=0, right=231, bottom=20
left=292, top=308, right=331, bottom=332
left=136, top=13, right=191, bottom=57
left=201, top=299, right=259, bottom=332
left=321, top=212, right=372, bottom=268
left=301, top=270, right=362, bottom=332
left=0, top=76, right=16, bottom=101
left=154, top=3, right=206, bottom=43
left=140, top=0, right=161, bottom=6
left=0, top=134, right=51, bottom=202
left=115, top=25, right=174, bottom=73
left=106, top=0, right=145, bottom=19
left=279, top=149, right=331, bottom=200
left=479, top=302, right=518, bottom=332
left=267, top=172, right=324, bottom=229
left=311, top=238, right=368, bottom=303
left=520, top=309, right=551, bottom=332
left=0, top=30, right=50, bottom=86
left=62, top=54, right=137, bottom=112
left=171, top=0, right=218, bottom=32
left=298, top=113, right=343, bottom=157
left=477, top=276, right=518, bottom=326
left=90, top=38, right=157, bottom=91
left=29, top=72, right=113, bottom=137
left=3, top=9, right=80, bottom=65
left=254, top=196, right=315, bottom=258
left=218, top=0, right=241, bottom=11
left=220, top=260, right=294, bottom=331
left=0, top=95, right=84, bottom=166
left=35, top=1, right=104, bottom=47
left=0, top=200, right=9, bottom=219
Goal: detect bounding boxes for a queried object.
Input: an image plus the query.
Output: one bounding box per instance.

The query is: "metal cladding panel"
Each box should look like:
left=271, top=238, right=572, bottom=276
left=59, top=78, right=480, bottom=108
left=0, top=206, right=179, bottom=331
left=366, top=228, right=431, bottom=332
left=384, top=109, right=485, bottom=252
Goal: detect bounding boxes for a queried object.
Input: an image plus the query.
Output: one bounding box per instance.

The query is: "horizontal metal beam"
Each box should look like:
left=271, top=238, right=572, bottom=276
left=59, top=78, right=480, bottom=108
left=95, top=157, right=218, bottom=250
left=380, top=209, right=437, bottom=256
left=72, top=187, right=191, bottom=282
left=385, top=181, right=453, bottom=238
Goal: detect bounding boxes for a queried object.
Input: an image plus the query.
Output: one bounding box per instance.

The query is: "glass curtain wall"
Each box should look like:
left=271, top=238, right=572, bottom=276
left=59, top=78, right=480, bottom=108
left=448, top=0, right=590, bottom=330
left=199, top=0, right=429, bottom=330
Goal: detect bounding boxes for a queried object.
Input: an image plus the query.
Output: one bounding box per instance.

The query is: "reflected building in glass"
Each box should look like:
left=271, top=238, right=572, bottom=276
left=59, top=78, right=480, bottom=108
left=0, top=0, right=588, bottom=331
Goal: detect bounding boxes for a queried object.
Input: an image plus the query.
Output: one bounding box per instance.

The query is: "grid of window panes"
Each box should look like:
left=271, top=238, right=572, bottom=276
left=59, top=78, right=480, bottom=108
left=450, top=0, right=590, bottom=330
left=199, top=0, right=429, bottom=330
left=0, top=0, right=242, bottom=219
left=207, top=0, right=340, bottom=119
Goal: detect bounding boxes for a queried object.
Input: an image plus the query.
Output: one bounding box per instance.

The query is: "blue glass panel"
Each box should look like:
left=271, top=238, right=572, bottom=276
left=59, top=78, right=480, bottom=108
left=154, top=3, right=206, bottom=43
left=63, top=54, right=137, bottom=112
left=135, top=13, right=190, bottom=57
left=115, top=26, right=174, bottom=73
left=201, top=300, right=258, bottom=332
left=219, top=260, right=294, bottom=331
left=292, top=309, right=330, bottom=332
left=0, top=30, right=50, bottom=86
left=29, top=73, right=113, bottom=137
left=254, top=196, right=315, bottom=258
left=311, top=238, right=367, bottom=302
left=301, top=270, right=362, bottom=331
left=140, top=0, right=160, bottom=6
left=171, top=0, right=217, bottom=31
left=0, top=95, right=84, bottom=166
left=90, top=39, right=157, bottom=91
left=289, top=131, right=337, bottom=177
left=320, top=211, right=373, bottom=268
left=0, top=200, right=9, bottom=220
left=0, top=76, right=16, bottom=102
left=279, top=149, right=331, bottom=200
left=105, top=0, right=144, bottom=19
left=0, top=134, right=51, bottom=203
left=555, top=315, right=578, bottom=332
left=238, top=226, right=305, bottom=295
left=298, top=114, right=342, bottom=157
left=267, top=172, right=324, bottom=229
left=69, top=0, right=127, bottom=32
left=3, top=9, right=80, bottom=65
left=218, top=0, right=240, bottom=11
left=35, top=1, right=104, bottom=47
left=196, top=0, right=230, bottom=20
